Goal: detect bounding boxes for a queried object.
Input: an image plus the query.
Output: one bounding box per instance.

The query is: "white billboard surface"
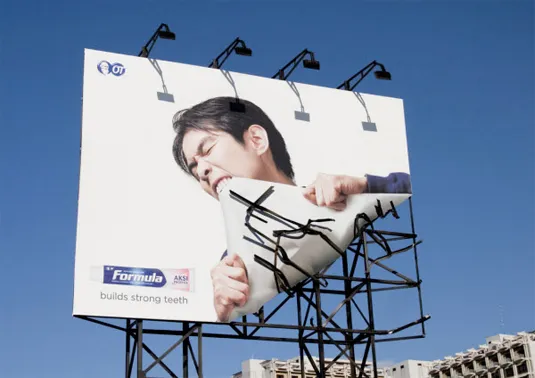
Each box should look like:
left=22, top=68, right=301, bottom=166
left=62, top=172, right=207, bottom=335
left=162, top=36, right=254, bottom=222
left=73, top=49, right=412, bottom=323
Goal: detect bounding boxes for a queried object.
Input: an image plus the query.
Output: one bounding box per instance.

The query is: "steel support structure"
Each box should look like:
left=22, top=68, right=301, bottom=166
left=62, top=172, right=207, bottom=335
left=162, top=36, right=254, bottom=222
left=77, top=197, right=428, bottom=378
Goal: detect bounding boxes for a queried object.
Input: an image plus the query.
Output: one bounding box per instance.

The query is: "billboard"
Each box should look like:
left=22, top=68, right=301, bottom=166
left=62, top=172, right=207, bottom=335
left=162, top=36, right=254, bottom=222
left=73, top=49, right=412, bottom=323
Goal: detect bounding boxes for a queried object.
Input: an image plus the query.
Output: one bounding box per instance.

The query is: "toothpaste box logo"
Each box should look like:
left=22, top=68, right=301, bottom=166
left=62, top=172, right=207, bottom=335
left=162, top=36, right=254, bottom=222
left=173, top=273, right=189, bottom=284
left=172, top=271, right=192, bottom=291
left=102, top=266, right=193, bottom=291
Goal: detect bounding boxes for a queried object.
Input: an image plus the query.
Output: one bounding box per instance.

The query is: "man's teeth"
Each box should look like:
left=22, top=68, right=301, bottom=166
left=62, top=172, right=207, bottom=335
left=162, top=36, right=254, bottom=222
left=216, top=178, right=232, bottom=194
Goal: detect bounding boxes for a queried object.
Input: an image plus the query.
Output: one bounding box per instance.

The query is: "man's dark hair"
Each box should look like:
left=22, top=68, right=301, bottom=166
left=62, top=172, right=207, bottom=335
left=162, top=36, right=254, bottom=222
left=172, top=96, right=294, bottom=180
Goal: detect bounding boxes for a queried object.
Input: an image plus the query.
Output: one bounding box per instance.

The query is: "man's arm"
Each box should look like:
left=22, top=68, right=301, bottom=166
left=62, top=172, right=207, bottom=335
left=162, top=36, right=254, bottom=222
left=365, top=172, right=412, bottom=194
left=302, top=172, right=412, bottom=210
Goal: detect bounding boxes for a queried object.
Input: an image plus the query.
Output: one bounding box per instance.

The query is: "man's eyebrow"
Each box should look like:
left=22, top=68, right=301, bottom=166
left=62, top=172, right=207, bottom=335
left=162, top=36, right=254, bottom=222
left=186, top=135, right=214, bottom=175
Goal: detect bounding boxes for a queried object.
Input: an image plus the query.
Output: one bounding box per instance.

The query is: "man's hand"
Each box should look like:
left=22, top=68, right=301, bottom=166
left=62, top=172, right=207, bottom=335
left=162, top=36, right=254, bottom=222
left=210, top=253, right=249, bottom=322
left=302, top=174, right=368, bottom=211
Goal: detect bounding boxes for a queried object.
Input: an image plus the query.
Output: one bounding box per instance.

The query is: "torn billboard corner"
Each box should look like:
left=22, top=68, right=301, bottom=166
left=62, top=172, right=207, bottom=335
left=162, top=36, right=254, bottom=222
left=219, top=178, right=410, bottom=321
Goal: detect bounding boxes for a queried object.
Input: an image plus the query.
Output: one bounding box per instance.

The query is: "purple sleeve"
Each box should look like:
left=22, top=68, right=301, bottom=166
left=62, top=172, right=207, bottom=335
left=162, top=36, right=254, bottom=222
left=365, top=172, right=412, bottom=194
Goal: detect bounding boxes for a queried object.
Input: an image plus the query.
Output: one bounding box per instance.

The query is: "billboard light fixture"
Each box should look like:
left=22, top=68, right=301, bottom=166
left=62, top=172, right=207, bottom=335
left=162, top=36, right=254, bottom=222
left=138, top=23, right=176, bottom=58
left=272, top=49, right=321, bottom=81
left=209, top=37, right=253, bottom=69
left=374, top=69, right=391, bottom=80
left=229, top=100, right=246, bottom=113
left=234, top=46, right=252, bottom=57
left=303, top=59, right=320, bottom=70
left=337, top=60, right=392, bottom=91
left=157, top=29, right=176, bottom=40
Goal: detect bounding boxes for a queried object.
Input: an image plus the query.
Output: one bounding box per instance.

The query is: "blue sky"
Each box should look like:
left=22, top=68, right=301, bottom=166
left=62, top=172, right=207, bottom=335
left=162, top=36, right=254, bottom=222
left=1, top=1, right=533, bottom=377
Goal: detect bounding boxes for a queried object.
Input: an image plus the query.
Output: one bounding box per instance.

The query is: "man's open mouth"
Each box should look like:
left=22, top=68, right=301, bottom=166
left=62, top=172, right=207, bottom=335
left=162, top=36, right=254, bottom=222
left=214, top=176, right=233, bottom=195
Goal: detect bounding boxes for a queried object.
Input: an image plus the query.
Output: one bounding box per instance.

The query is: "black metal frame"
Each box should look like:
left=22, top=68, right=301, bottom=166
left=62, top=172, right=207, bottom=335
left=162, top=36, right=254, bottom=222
left=208, top=37, right=252, bottom=69
left=337, top=61, right=391, bottom=91
left=272, top=48, right=320, bottom=80
left=76, top=195, right=428, bottom=378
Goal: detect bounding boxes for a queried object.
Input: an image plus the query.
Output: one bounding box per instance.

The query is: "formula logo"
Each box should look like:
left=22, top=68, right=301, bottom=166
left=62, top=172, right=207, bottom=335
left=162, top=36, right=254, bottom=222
left=104, top=266, right=165, bottom=288
left=97, top=60, right=126, bottom=77
left=101, top=266, right=194, bottom=291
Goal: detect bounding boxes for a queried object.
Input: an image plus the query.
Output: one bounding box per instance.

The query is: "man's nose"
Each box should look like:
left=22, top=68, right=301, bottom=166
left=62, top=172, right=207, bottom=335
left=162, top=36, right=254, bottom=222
left=197, top=158, right=212, bottom=181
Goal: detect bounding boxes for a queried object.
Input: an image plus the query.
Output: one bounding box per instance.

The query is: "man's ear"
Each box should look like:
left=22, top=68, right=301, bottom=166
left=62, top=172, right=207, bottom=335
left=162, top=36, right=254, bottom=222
left=244, top=124, right=270, bottom=155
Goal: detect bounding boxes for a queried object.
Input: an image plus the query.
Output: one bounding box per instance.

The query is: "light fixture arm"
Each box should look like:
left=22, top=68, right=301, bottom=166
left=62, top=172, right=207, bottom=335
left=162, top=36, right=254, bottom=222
left=208, top=37, right=249, bottom=69
left=337, top=60, right=388, bottom=91
left=138, top=23, right=173, bottom=58
left=272, top=49, right=317, bottom=81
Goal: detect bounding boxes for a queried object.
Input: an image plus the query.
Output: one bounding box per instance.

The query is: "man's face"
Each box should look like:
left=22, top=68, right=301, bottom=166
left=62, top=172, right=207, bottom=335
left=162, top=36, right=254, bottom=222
left=100, top=62, right=110, bottom=74
left=182, top=126, right=272, bottom=200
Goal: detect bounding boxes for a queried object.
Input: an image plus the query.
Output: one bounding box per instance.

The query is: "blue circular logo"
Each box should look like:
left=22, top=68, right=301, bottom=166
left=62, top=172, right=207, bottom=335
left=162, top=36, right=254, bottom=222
left=97, top=60, right=126, bottom=77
